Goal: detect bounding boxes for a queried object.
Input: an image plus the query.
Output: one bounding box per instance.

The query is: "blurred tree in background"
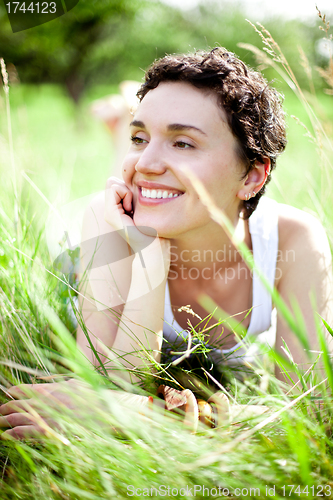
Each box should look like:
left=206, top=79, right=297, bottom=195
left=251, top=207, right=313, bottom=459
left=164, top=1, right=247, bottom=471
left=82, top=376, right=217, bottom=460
left=0, top=0, right=138, bottom=101
left=0, top=0, right=330, bottom=100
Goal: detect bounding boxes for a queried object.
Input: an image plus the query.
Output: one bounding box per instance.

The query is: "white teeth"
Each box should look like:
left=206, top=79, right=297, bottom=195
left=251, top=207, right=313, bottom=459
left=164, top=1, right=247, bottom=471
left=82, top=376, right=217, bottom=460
left=142, top=188, right=150, bottom=198
left=141, top=188, right=182, bottom=199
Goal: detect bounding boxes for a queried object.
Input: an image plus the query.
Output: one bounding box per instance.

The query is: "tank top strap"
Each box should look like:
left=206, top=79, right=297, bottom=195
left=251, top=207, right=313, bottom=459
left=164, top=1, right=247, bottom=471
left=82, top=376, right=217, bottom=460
left=247, top=197, right=279, bottom=335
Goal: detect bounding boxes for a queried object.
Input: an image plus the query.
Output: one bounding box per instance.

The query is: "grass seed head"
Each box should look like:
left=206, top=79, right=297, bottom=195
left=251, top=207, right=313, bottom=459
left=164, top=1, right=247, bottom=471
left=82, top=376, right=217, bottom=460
left=0, top=59, right=9, bottom=95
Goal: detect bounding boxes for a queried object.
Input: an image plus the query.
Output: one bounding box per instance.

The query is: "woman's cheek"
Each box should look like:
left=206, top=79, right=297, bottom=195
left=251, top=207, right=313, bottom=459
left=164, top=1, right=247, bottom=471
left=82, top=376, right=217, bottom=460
left=121, top=156, right=136, bottom=184
left=121, top=165, right=130, bottom=183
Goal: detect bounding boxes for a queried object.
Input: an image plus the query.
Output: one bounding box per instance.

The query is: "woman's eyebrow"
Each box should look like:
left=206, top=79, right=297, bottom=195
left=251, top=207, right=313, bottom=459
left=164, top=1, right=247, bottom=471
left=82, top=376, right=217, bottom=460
left=130, top=119, right=145, bottom=129
left=129, top=120, right=207, bottom=136
left=167, top=123, right=207, bottom=136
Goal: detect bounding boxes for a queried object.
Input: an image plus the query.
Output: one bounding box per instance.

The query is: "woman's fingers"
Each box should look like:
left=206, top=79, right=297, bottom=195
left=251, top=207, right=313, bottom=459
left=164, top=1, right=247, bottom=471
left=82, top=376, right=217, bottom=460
left=105, top=177, right=133, bottom=229
left=0, top=381, right=95, bottom=440
left=0, top=383, right=67, bottom=424
left=6, top=383, right=62, bottom=401
left=6, top=384, right=33, bottom=399
left=0, top=386, right=70, bottom=440
left=2, top=425, right=46, bottom=441
left=7, top=383, right=48, bottom=399
left=0, top=411, right=36, bottom=428
left=119, top=186, right=133, bottom=213
left=0, top=400, right=51, bottom=439
left=0, top=399, right=30, bottom=417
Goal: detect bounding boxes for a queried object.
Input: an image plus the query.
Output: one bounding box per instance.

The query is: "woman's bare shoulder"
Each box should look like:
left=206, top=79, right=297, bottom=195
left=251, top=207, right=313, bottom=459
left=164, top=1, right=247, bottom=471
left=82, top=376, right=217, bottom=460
left=276, top=202, right=331, bottom=258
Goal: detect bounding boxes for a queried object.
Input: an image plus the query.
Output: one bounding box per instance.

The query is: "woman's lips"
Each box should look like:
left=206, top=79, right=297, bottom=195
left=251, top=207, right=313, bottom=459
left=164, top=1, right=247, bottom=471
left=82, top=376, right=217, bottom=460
left=137, top=180, right=184, bottom=192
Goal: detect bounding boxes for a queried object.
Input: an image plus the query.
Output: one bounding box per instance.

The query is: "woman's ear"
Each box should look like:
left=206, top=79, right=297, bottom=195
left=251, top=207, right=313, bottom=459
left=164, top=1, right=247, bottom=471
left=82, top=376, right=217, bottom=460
left=238, top=157, right=271, bottom=201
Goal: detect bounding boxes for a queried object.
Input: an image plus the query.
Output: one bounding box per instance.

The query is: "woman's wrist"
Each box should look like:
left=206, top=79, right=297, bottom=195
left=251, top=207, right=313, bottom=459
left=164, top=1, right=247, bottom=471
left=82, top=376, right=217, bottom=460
left=131, top=237, right=170, bottom=274
left=129, top=251, right=168, bottom=300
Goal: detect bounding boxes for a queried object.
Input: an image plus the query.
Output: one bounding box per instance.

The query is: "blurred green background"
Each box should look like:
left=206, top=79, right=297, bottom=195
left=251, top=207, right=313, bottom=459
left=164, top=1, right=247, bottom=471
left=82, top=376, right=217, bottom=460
left=0, top=0, right=333, bottom=234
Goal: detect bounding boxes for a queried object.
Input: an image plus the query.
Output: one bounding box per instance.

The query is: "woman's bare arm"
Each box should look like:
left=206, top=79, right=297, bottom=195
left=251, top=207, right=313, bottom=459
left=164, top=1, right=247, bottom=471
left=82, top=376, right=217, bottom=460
left=76, top=181, right=170, bottom=384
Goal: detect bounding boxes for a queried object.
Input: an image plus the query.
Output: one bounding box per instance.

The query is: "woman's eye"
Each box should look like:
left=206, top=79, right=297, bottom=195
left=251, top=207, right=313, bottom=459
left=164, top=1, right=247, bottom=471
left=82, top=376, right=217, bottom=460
left=175, top=141, right=193, bottom=149
left=130, top=135, right=147, bottom=145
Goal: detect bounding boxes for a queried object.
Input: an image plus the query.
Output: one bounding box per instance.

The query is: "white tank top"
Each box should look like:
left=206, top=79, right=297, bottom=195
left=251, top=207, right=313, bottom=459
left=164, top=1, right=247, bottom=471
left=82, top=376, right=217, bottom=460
left=163, top=197, right=279, bottom=368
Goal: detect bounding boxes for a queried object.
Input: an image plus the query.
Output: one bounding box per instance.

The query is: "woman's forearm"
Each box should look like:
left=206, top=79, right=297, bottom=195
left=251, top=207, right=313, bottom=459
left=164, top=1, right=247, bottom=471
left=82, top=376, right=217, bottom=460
left=100, top=240, right=170, bottom=383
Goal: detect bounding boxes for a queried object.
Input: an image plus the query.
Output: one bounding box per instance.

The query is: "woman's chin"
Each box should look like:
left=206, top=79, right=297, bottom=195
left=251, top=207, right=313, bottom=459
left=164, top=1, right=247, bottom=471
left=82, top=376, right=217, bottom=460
left=133, top=214, right=173, bottom=239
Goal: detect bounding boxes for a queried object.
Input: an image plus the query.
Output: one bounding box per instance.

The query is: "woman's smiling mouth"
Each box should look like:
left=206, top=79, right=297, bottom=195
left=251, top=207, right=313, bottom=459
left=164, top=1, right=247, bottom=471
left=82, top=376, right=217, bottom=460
left=141, top=188, right=182, bottom=199
left=136, top=181, right=185, bottom=205
left=139, top=187, right=184, bottom=205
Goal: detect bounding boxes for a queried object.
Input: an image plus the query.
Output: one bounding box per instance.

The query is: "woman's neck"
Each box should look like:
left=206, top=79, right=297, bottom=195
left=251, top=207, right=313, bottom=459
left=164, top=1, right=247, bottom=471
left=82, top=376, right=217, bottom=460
left=169, top=217, right=250, bottom=274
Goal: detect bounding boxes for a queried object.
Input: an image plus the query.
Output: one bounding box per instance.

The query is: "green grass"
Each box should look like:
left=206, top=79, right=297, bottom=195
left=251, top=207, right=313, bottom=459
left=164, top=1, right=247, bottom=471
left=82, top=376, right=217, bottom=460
left=267, top=90, right=333, bottom=222
left=1, top=36, right=333, bottom=499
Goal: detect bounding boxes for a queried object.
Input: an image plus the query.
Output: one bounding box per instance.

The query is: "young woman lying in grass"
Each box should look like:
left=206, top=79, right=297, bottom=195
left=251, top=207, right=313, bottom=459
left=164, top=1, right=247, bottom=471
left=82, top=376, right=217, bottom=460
left=1, top=48, right=333, bottom=439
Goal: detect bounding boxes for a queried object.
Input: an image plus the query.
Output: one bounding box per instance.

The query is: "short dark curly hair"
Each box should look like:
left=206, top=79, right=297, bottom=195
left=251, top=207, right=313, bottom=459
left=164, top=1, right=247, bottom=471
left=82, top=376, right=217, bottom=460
left=137, top=48, right=287, bottom=219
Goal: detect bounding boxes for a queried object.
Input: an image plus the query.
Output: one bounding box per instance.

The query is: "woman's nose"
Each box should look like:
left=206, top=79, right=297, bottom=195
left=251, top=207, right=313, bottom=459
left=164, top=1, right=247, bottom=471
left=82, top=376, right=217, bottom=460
left=134, top=142, right=167, bottom=175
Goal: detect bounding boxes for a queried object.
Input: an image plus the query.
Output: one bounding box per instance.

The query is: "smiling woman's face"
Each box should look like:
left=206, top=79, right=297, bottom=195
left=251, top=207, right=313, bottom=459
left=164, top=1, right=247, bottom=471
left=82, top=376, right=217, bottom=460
left=122, top=81, right=247, bottom=239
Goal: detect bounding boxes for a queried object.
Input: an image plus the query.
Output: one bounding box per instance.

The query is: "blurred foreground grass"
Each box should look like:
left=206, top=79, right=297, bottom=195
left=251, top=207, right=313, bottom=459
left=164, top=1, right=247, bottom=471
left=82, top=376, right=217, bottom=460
left=1, top=50, right=333, bottom=499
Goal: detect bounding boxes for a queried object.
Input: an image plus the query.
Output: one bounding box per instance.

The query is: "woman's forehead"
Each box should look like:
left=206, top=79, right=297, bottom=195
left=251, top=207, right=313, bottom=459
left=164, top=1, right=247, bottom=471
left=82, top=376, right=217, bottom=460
left=134, top=81, right=229, bottom=129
